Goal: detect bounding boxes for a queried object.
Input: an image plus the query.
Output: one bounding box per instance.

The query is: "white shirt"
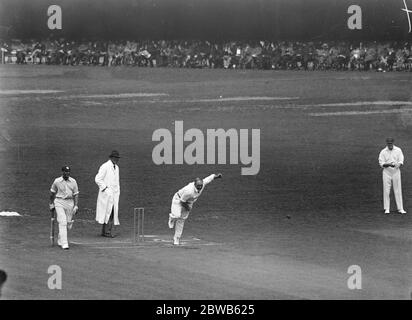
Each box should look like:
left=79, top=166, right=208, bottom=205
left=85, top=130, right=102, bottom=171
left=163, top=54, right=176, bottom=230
left=50, top=177, right=79, bottom=199
left=177, top=174, right=215, bottom=205
left=378, top=145, right=404, bottom=175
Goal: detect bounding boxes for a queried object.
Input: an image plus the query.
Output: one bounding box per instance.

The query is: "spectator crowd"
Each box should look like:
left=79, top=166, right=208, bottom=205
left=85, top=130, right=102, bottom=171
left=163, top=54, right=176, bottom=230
left=1, top=38, right=412, bottom=72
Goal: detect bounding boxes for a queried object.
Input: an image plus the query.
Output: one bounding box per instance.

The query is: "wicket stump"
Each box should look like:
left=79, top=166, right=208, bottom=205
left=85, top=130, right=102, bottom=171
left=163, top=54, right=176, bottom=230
left=133, top=207, right=145, bottom=244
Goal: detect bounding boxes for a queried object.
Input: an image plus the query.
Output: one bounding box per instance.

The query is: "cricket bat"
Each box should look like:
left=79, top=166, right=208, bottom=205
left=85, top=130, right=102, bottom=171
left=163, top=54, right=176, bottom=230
left=50, top=209, right=55, bottom=246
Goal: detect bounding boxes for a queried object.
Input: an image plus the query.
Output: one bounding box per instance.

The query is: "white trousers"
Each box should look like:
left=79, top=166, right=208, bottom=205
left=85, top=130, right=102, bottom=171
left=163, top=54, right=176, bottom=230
left=174, top=219, right=185, bottom=240
left=382, top=170, right=404, bottom=211
left=55, top=199, right=74, bottom=247
left=169, top=195, right=190, bottom=240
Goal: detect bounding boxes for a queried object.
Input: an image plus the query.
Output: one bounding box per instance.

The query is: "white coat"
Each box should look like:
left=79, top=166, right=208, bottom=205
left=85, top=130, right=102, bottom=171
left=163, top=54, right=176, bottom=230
left=95, top=160, right=120, bottom=225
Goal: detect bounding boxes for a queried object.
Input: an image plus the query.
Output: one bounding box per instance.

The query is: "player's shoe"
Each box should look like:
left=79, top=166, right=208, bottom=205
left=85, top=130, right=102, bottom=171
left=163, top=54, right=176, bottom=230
left=384, top=210, right=390, bottom=214
left=62, top=244, right=69, bottom=250
left=173, top=236, right=180, bottom=246
left=168, top=217, right=175, bottom=229
left=103, top=233, right=115, bottom=238
left=398, top=210, right=406, bottom=214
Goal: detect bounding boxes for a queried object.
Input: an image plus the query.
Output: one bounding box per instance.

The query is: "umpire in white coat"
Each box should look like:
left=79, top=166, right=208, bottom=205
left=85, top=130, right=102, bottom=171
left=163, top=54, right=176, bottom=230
left=95, top=150, right=121, bottom=237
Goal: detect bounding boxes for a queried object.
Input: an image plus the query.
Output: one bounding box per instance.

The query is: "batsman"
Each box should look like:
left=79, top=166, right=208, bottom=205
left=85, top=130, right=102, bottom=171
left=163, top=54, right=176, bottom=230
left=168, top=173, right=222, bottom=245
left=49, top=166, right=79, bottom=250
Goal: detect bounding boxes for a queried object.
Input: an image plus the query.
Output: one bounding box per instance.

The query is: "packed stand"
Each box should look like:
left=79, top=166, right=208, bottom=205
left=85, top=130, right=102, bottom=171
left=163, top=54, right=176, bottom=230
left=1, top=39, right=411, bottom=71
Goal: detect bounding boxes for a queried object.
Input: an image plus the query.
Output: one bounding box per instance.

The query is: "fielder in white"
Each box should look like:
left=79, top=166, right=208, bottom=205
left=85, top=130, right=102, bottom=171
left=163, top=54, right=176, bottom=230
left=378, top=138, right=406, bottom=214
left=95, top=150, right=121, bottom=237
left=49, top=166, right=79, bottom=250
left=168, top=173, right=222, bottom=245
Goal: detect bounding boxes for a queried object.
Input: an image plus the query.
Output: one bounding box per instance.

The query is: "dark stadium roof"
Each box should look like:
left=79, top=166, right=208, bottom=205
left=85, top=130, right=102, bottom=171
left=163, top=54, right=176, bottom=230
left=0, top=0, right=411, bottom=40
